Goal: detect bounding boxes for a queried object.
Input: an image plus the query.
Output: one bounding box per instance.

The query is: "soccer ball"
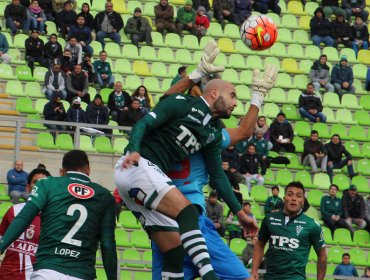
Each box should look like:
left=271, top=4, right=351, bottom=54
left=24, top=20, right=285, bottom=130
left=240, top=15, right=278, bottom=51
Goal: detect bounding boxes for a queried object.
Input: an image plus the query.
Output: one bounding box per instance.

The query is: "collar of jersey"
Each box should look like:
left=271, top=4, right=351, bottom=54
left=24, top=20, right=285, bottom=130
left=282, top=208, right=303, bottom=224
left=66, top=171, right=90, bottom=182
left=200, top=96, right=211, bottom=110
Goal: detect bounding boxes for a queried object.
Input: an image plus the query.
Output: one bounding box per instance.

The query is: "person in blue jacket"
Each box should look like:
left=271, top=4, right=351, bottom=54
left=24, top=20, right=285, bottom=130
left=333, top=253, right=359, bottom=278
left=6, top=161, right=29, bottom=204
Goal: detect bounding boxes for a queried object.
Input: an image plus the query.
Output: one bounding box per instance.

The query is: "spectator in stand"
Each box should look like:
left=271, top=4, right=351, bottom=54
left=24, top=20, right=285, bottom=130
left=363, top=267, right=370, bottom=278
left=52, top=0, right=76, bottom=14
left=43, top=91, right=67, bottom=130
left=42, top=60, right=67, bottom=100
left=6, top=161, right=29, bottom=204
left=66, top=96, right=87, bottom=126
left=176, top=0, right=197, bottom=36
left=93, top=51, right=114, bottom=89
left=195, top=6, right=210, bottom=40
left=66, top=64, right=90, bottom=103
left=205, top=190, right=225, bottom=237
left=221, top=161, right=242, bottom=194
left=27, top=0, right=46, bottom=34
left=242, top=202, right=259, bottom=238
left=108, top=81, right=131, bottom=122
left=333, top=253, right=359, bottom=277
left=65, top=36, right=82, bottom=65
left=270, top=112, right=295, bottom=153
left=38, top=0, right=53, bottom=20
left=60, top=49, right=75, bottom=74
left=331, top=56, right=355, bottom=99
left=68, top=16, right=93, bottom=56
left=131, top=85, right=153, bottom=115
left=77, top=3, right=94, bottom=31
left=299, top=83, right=326, bottom=123
left=56, top=1, right=77, bottom=38
left=322, top=0, right=345, bottom=19
left=213, top=0, right=240, bottom=26
left=118, top=98, right=144, bottom=134
left=235, top=0, right=252, bottom=24
left=86, top=94, right=110, bottom=134
left=44, top=33, right=63, bottom=67
left=310, top=7, right=334, bottom=47
left=342, top=184, right=367, bottom=233
left=192, top=0, right=212, bottom=20
left=342, top=0, right=368, bottom=21
left=0, top=27, right=11, bottom=64
left=171, top=66, right=187, bottom=86
left=225, top=210, right=242, bottom=240
left=242, top=235, right=260, bottom=268
left=256, top=115, right=272, bottom=148
left=94, top=1, right=124, bottom=47
left=302, top=130, right=328, bottom=173
left=222, top=145, right=244, bottom=183
left=25, top=30, right=47, bottom=74
left=240, top=143, right=266, bottom=193
left=325, top=134, right=356, bottom=182
left=320, top=184, right=349, bottom=235
left=366, top=194, right=370, bottom=232
left=5, top=0, right=29, bottom=35
left=154, top=0, right=177, bottom=34
left=309, top=54, right=334, bottom=94
left=352, top=16, right=369, bottom=57
left=249, top=129, right=269, bottom=168
left=124, top=8, right=153, bottom=47
left=81, top=53, right=96, bottom=84
left=331, top=10, right=353, bottom=48
left=264, top=186, right=283, bottom=214
left=232, top=184, right=243, bottom=206
left=252, top=0, right=280, bottom=16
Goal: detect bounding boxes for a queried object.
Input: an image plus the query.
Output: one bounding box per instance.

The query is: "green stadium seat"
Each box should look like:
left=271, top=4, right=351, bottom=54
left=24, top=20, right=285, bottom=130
left=25, top=82, right=43, bottom=98
left=15, top=65, right=34, bottom=81
left=134, top=271, right=152, bottom=280
left=0, top=202, right=12, bottom=217
left=353, top=78, right=367, bottom=94
left=354, top=110, right=370, bottom=126
left=322, top=107, right=335, bottom=123
left=306, top=262, right=316, bottom=280
left=120, top=271, right=132, bottom=280
left=224, top=24, right=240, bottom=39
left=332, top=174, right=350, bottom=191
left=16, top=97, right=37, bottom=114
left=349, top=125, right=368, bottom=141
left=222, top=69, right=239, bottom=84
left=339, top=48, right=357, bottom=64
left=283, top=102, right=301, bottom=121
left=199, top=36, right=214, bottom=49
left=277, top=28, right=294, bottom=44
left=269, top=88, right=287, bottom=104
left=232, top=100, right=246, bottom=116
left=275, top=73, right=294, bottom=89
left=35, top=99, right=48, bottom=115
left=80, top=135, right=95, bottom=152
left=264, top=56, right=281, bottom=71
left=244, top=55, right=263, bottom=70
left=312, top=123, right=331, bottom=139
left=131, top=230, right=151, bottom=249
left=292, top=135, right=304, bottom=153
left=261, top=103, right=280, bottom=119
left=0, top=64, right=15, bottom=81
left=269, top=42, right=288, bottom=58
left=0, top=184, right=10, bottom=202
left=119, top=211, right=141, bottom=229
left=150, top=62, right=170, bottom=78
left=282, top=58, right=303, bottom=74
left=164, top=33, right=182, bottom=49
left=333, top=228, right=354, bottom=246
left=183, top=34, right=201, bottom=50
left=299, top=60, right=314, bottom=74
left=305, top=2, right=319, bottom=15
left=6, top=80, right=23, bottom=96
left=235, top=85, right=251, bottom=101
left=313, top=173, right=330, bottom=189
left=229, top=238, right=246, bottom=256
left=251, top=185, right=268, bottom=202
left=353, top=229, right=370, bottom=248
left=287, top=44, right=305, bottom=60
left=344, top=141, right=362, bottom=158
left=56, top=134, right=74, bottom=150
left=26, top=115, right=46, bottom=130
left=122, top=44, right=140, bottom=60
left=357, top=159, right=370, bottom=175
left=360, top=95, right=370, bottom=110
left=175, top=49, right=193, bottom=64
left=336, top=108, right=357, bottom=125
left=293, top=74, right=309, bottom=90
left=91, top=0, right=105, bottom=11
left=125, top=75, right=142, bottom=91
left=36, top=132, right=56, bottom=150
left=295, top=170, right=316, bottom=188
left=341, top=94, right=361, bottom=109
left=158, top=47, right=175, bottom=63
left=293, top=29, right=311, bottom=45
left=144, top=77, right=161, bottom=93
left=142, top=250, right=152, bottom=269
left=94, top=136, right=115, bottom=154
left=352, top=63, right=367, bottom=80
left=161, top=79, right=172, bottom=92
left=321, top=226, right=335, bottom=245
left=266, top=12, right=281, bottom=26
left=264, top=169, right=277, bottom=185
left=323, top=92, right=341, bottom=108
left=229, top=54, right=247, bottom=69
left=151, top=32, right=165, bottom=47
left=218, top=38, right=238, bottom=53
left=13, top=34, right=28, bottom=49
left=352, top=175, right=369, bottom=193
left=276, top=169, right=293, bottom=186
left=285, top=153, right=304, bottom=170
left=305, top=206, right=322, bottom=224
left=362, top=143, right=370, bottom=159
left=288, top=0, right=307, bottom=15
left=281, top=14, right=299, bottom=29
left=140, top=46, right=158, bottom=62
left=222, top=115, right=238, bottom=128
left=250, top=202, right=264, bottom=219
left=305, top=45, right=321, bottom=60
left=122, top=249, right=144, bottom=268
left=126, top=0, right=141, bottom=14
left=7, top=49, right=25, bottom=65
left=307, top=189, right=324, bottom=207
left=358, top=49, right=370, bottom=64
left=239, top=70, right=252, bottom=85
left=294, top=121, right=311, bottom=137
left=349, top=248, right=368, bottom=266
left=330, top=124, right=350, bottom=140
left=104, top=42, right=122, bottom=58
left=114, top=228, right=131, bottom=247
left=207, top=22, right=223, bottom=37
left=114, top=59, right=133, bottom=75
left=33, top=67, right=48, bottom=82
left=322, top=46, right=340, bottom=62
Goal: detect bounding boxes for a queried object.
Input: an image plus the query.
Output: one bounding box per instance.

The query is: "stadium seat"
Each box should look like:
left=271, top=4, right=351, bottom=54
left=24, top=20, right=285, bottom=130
left=244, top=55, right=263, bottom=70
left=292, top=135, right=304, bottom=153
left=357, top=159, right=370, bottom=175
left=199, top=36, right=214, bottom=49
left=352, top=63, right=367, bottom=80
left=344, top=141, right=362, bottom=158
left=305, top=1, right=319, bottom=15
left=353, top=78, right=367, bottom=94
left=222, top=115, right=238, bottom=128
left=118, top=211, right=141, bottom=229
left=33, top=67, right=48, bottom=82
left=360, top=95, right=370, bottom=110
left=79, top=135, right=95, bottom=152
left=362, top=143, right=370, bottom=159
left=352, top=175, right=370, bottom=193
left=229, top=238, right=246, bottom=256
left=322, top=47, right=340, bottom=62
left=277, top=28, right=294, bottom=44
left=293, top=74, right=309, bottom=90
left=26, top=115, right=46, bottom=130
left=113, top=137, right=129, bottom=154
left=13, top=34, right=28, bottom=49
left=251, top=185, right=268, bottom=202
left=276, top=169, right=293, bottom=186
left=264, top=56, right=281, bottom=71
left=229, top=54, right=247, bottom=69
left=7, top=49, right=25, bottom=65
left=336, top=108, right=357, bottom=125
left=164, top=33, right=182, bottom=49
left=224, top=24, right=240, bottom=39
left=222, top=69, right=239, bottom=84
left=282, top=104, right=301, bottom=121
left=305, top=45, right=321, bottom=60
left=355, top=110, right=370, bottom=126
left=235, top=85, right=251, bottom=101
left=6, top=80, right=23, bottom=96
left=144, top=77, right=161, bottom=93
left=353, top=230, right=370, bottom=248
left=269, top=42, right=288, bottom=58
left=298, top=15, right=311, bottom=30
left=287, top=1, right=307, bottom=15
left=321, top=226, right=335, bottom=245
left=323, top=92, right=341, bottom=108
left=142, top=250, right=152, bottom=269
left=307, top=189, right=324, bottom=207
left=339, top=48, right=357, bottom=64
left=104, top=42, right=122, bottom=58
left=122, top=249, right=144, bottom=268
left=16, top=97, right=37, bottom=114
left=275, top=73, right=294, bottom=89
left=322, top=107, right=336, bottom=123
left=114, top=59, right=133, bottom=75
left=151, top=32, right=165, bottom=47
left=305, top=207, right=322, bottom=224
left=332, top=174, right=350, bottom=191
left=35, top=99, right=48, bottom=115
left=306, top=262, right=316, bottom=280
left=293, top=29, right=311, bottom=45
left=126, top=0, right=141, bottom=14
left=134, top=271, right=152, bottom=280
left=91, top=0, right=105, bottom=11
left=150, top=62, right=170, bottom=78
left=313, top=173, right=331, bottom=189
left=330, top=124, right=350, bottom=140
left=15, top=66, right=34, bottom=81
left=207, top=22, right=224, bottom=37
left=299, top=60, right=314, bottom=74
left=232, top=100, right=246, bottom=116
left=133, top=60, right=151, bottom=76
left=120, top=271, right=132, bottom=279
left=0, top=202, right=13, bottom=217
left=25, top=82, right=43, bottom=98
left=282, top=58, right=303, bottom=74
left=341, top=94, right=361, bottom=110
left=295, top=170, right=316, bottom=188
left=218, top=38, right=238, bottom=53
left=56, top=134, right=74, bottom=150
left=294, top=121, right=311, bottom=137
left=122, top=44, right=140, bottom=60
left=312, top=123, right=331, bottom=139
left=287, top=44, right=305, bottom=60
left=94, top=136, right=115, bottom=154
left=158, top=47, right=175, bottom=63
left=358, top=49, right=370, bottom=64
left=261, top=103, right=280, bottom=119
left=125, top=75, right=142, bottom=91
left=264, top=169, right=277, bottom=185
left=266, top=12, right=281, bottom=27
left=131, top=230, right=151, bottom=249
left=161, top=79, right=172, bottom=92
left=285, top=153, right=304, bottom=170
left=0, top=184, right=10, bottom=202
left=37, top=133, right=56, bottom=150
left=270, top=88, right=288, bottom=104
left=114, top=228, right=131, bottom=247
left=281, top=14, right=299, bottom=29
left=250, top=202, right=264, bottom=219
left=349, top=248, right=368, bottom=266
left=333, top=228, right=355, bottom=246
left=175, top=49, right=193, bottom=64
left=183, top=35, right=201, bottom=50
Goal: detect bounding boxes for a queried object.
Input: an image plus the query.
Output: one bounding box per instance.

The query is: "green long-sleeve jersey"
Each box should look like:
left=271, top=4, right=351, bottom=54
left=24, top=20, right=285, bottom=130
left=125, top=94, right=242, bottom=213
left=320, top=195, right=343, bottom=219
left=0, top=172, right=117, bottom=280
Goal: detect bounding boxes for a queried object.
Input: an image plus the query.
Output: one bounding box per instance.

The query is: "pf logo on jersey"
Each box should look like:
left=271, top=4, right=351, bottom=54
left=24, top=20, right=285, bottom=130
left=68, top=183, right=95, bottom=199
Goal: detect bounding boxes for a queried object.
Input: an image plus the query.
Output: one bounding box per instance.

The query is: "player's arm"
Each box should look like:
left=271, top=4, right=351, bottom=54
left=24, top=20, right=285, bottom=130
left=164, top=76, right=194, bottom=96
left=316, top=248, right=327, bottom=280
left=251, top=217, right=269, bottom=280
left=99, top=195, right=117, bottom=280
left=311, top=223, right=327, bottom=280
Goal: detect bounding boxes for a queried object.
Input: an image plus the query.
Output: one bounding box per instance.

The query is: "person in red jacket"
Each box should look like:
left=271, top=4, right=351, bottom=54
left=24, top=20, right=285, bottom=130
left=195, top=6, right=209, bottom=40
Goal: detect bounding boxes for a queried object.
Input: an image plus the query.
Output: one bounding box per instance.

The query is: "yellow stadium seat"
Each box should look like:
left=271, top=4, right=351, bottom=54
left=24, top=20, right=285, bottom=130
left=299, top=15, right=311, bottom=30
left=217, top=38, right=238, bottom=53
left=133, top=61, right=152, bottom=76
left=282, top=58, right=303, bottom=74
left=358, top=49, right=370, bottom=64
left=288, top=1, right=307, bottom=15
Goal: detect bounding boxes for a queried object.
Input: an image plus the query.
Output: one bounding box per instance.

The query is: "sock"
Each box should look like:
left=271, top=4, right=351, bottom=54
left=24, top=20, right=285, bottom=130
left=162, top=245, right=185, bottom=280
left=176, top=204, right=218, bottom=280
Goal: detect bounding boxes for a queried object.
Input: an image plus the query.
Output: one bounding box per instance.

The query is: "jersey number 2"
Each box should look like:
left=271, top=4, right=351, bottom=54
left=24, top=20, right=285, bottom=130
left=61, top=204, right=87, bottom=247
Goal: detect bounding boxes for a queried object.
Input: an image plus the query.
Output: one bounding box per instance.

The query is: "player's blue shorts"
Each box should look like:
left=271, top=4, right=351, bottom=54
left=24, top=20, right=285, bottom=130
left=152, top=214, right=250, bottom=280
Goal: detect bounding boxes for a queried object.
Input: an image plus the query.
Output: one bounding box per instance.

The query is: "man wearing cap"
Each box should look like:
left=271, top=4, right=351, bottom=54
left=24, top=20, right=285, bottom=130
left=320, top=184, right=349, bottom=235
left=269, top=112, right=295, bottom=153
left=25, top=30, right=48, bottom=74
left=42, top=61, right=67, bottom=100
left=94, top=1, right=124, bottom=47
left=341, top=184, right=367, bottom=234
left=66, top=97, right=87, bottom=127
left=176, top=0, right=197, bottom=35
left=124, top=7, right=153, bottom=47
left=66, top=64, right=90, bottom=103
left=331, top=56, right=356, bottom=98
left=331, top=10, right=353, bottom=48
left=154, top=0, right=177, bottom=34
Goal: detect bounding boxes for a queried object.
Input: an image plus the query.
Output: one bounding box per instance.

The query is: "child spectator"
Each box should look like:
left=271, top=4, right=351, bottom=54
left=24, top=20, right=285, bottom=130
left=264, top=186, right=283, bottom=214
left=195, top=6, right=209, bottom=40
left=242, top=202, right=259, bottom=238
left=27, top=0, right=46, bottom=34
left=333, top=253, right=359, bottom=277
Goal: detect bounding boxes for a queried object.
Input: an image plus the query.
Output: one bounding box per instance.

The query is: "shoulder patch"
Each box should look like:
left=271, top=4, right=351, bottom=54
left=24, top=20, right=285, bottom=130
left=68, top=183, right=95, bottom=199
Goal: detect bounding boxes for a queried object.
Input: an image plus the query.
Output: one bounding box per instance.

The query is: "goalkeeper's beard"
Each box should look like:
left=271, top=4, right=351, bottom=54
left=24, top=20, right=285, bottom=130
left=213, top=96, right=232, bottom=119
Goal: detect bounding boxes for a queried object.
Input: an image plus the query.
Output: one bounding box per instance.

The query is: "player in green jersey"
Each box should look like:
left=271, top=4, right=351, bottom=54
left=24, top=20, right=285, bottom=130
left=0, top=150, right=117, bottom=280
left=252, top=181, right=327, bottom=280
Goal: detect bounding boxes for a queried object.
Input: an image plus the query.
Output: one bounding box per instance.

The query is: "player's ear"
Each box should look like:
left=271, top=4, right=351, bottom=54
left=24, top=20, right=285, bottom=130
left=26, top=184, right=31, bottom=193
left=59, top=168, right=66, bottom=176
left=85, top=166, right=90, bottom=176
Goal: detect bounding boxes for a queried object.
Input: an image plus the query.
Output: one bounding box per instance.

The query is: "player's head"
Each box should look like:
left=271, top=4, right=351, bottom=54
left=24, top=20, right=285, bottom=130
left=342, top=253, right=350, bottom=264
left=202, top=79, right=237, bottom=118
left=271, top=186, right=279, bottom=196
left=27, top=168, right=51, bottom=192
left=284, top=181, right=305, bottom=215
left=329, top=184, right=339, bottom=196
left=61, top=150, right=90, bottom=175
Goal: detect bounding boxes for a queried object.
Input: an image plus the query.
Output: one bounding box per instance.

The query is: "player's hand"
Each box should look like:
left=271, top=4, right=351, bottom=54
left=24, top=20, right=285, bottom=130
left=250, top=64, right=278, bottom=109
left=188, top=39, right=225, bottom=83
left=122, top=152, right=141, bottom=169
left=249, top=272, right=259, bottom=280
